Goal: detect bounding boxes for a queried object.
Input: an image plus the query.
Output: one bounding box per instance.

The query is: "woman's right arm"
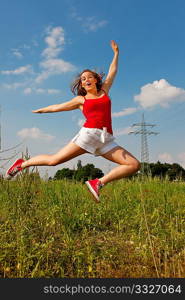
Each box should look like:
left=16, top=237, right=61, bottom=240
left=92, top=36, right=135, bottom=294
left=32, top=96, right=83, bottom=113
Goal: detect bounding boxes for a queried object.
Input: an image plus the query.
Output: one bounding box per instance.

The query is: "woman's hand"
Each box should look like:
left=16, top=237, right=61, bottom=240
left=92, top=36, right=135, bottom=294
left=32, top=109, right=43, bottom=113
left=110, top=40, right=119, bottom=54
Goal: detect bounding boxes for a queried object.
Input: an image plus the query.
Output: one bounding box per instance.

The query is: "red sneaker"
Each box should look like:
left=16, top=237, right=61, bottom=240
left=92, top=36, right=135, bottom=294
left=85, top=178, right=103, bottom=203
left=6, top=159, right=25, bottom=179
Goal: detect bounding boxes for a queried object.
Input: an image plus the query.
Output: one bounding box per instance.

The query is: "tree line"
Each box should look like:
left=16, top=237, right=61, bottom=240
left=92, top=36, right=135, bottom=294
left=141, top=161, right=185, bottom=180
left=50, top=160, right=185, bottom=182
left=51, top=160, right=104, bottom=182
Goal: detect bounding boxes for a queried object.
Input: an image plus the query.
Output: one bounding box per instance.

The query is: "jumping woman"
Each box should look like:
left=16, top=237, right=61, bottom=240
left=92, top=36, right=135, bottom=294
left=6, top=40, right=140, bottom=202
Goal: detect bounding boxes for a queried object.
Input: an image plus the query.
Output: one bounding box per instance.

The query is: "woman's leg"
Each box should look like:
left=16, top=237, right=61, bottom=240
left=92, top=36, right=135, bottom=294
left=99, top=146, right=140, bottom=185
left=21, top=142, right=88, bottom=168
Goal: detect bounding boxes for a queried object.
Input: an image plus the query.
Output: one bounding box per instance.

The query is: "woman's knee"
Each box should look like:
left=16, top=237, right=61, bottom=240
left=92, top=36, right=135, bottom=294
left=132, top=159, right=141, bottom=172
left=120, top=159, right=140, bottom=173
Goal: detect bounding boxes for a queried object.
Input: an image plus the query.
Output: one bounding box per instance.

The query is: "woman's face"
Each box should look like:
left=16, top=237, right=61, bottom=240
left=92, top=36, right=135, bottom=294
left=81, top=71, right=97, bottom=92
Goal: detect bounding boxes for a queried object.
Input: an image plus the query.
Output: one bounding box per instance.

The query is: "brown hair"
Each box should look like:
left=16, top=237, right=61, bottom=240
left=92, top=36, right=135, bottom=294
left=71, top=69, right=105, bottom=96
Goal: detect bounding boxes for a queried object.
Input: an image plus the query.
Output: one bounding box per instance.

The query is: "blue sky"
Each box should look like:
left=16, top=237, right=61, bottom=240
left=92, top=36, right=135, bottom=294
left=1, top=0, right=185, bottom=177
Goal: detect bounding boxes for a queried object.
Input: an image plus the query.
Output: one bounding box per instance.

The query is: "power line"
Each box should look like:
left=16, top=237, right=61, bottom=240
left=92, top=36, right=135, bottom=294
left=0, top=141, right=24, bottom=154
left=0, top=106, right=25, bottom=175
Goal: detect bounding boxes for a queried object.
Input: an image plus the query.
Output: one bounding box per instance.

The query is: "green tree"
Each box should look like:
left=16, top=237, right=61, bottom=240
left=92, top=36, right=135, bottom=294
left=150, top=161, right=170, bottom=178
left=74, top=163, right=104, bottom=182
left=54, top=168, right=75, bottom=180
left=77, top=160, right=82, bottom=170
left=53, top=163, right=104, bottom=182
left=146, top=161, right=185, bottom=181
left=167, top=163, right=185, bottom=180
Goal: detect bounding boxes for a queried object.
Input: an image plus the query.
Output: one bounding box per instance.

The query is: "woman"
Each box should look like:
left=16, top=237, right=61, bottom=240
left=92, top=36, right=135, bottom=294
left=6, top=40, right=140, bottom=202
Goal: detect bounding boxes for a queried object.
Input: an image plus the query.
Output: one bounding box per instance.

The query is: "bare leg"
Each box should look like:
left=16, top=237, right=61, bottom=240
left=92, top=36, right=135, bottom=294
left=21, top=142, right=88, bottom=168
left=99, top=146, right=140, bottom=185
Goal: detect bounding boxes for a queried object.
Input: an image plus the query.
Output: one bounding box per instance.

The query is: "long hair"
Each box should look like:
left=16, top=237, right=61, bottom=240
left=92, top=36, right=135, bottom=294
left=71, top=69, right=105, bottom=96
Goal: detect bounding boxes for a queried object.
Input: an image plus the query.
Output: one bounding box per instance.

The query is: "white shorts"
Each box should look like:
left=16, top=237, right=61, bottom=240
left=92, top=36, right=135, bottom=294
left=71, top=127, right=118, bottom=156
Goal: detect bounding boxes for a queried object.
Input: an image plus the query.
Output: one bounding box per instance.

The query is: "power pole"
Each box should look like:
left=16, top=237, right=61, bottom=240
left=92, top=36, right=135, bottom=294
left=129, top=113, right=159, bottom=174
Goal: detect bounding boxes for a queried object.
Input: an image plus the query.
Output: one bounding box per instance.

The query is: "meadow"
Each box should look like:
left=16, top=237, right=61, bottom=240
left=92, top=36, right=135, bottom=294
left=0, top=175, right=185, bottom=278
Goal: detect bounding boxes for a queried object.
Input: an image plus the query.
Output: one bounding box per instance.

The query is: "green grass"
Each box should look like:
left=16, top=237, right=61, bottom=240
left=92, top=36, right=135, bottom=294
left=0, top=175, right=185, bottom=278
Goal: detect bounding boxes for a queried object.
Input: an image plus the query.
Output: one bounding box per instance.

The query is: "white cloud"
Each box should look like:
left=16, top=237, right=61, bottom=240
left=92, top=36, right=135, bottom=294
left=70, top=8, right=82, bottom=21
left=158, top=152, right=173, bottom=163
left=35, top=88, right=45, bottom=94
left=1, top=26, right=75, bottom=94
left=36, top=58, right=76, bottom=83
left=1, top=65, right=33, bottom=75
left=114, top=127, right=132, bottom=136
left=177, top=153, right=185, bottom=168
left=22, top=44, right=31, bottom=49
left=34, top=88, right=60, bottom=94
left=17, top=127, right=55, bottom=142
left=41, top=58, right=75, bottom=72
left=23, top=87, right=32, bottom=94
left=112, top=107, right=138, bottom=117
left=35, top=26, right=76, bottom=83
left=23, top=87, right=61, bottom=95
left=83, top=18, right=108, bottom=32
left=42, top=26, right=65, bottom=59
left=3, top=82, right=26, bottom=90
left=47, top=89, right=60, bottom=94
left=70, top=6, right=108, bottom=32
left=134, top=79, right=185, bottom=109
left=178, top=152, right=185, bottom=161
left=11, top=48, right=23, bottom=59
left=35, top=72, right=49, bottom=83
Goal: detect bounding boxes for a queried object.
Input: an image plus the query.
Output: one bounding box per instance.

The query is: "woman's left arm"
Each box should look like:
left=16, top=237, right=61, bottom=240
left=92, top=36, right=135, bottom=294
left=102, top=40, right=119, bottom=93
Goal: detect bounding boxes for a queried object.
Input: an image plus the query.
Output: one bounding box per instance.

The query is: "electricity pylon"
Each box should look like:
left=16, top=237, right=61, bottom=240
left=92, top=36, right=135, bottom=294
left=129, top=113, right=159, bottom=174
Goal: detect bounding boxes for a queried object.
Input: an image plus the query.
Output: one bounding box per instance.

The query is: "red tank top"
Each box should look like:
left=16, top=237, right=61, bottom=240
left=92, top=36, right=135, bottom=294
left=82, top=93, right=113, bottom=134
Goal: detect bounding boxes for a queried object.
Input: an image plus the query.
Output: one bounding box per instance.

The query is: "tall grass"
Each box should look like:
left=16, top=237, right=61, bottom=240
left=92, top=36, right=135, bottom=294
left=0, top=175, right=185, bottom=278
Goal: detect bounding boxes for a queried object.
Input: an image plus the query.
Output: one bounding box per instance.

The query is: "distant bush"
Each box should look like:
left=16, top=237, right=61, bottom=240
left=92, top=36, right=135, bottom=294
left=53, top=161, right=104, bottom=182
left=140, top=161, right=185, bottom=180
